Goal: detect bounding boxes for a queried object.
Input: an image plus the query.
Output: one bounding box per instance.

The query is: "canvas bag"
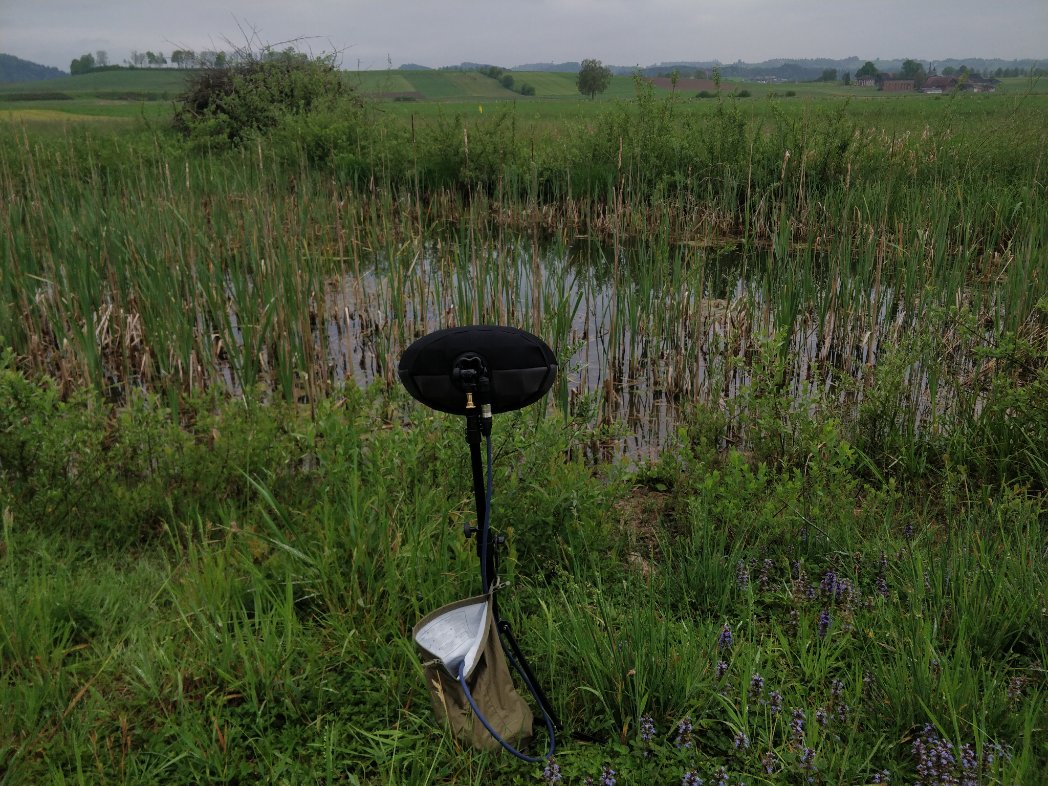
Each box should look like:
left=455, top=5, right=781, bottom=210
left=413, top=594, right=533, bottom=752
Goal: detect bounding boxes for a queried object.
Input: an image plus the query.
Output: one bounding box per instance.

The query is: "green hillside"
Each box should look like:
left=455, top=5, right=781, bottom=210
left=507, top=71, right=578, bottom=96
left=347, top=71, right=418, bottom=95
left=1, top=66, right=655, bottom=107
left=0, top=68, right=189, bottom=98
left=349, top=69, right=641, bottom=100
left=0, top=53, right=65, bottom=83
left=395, top=70, right=516, bottom=99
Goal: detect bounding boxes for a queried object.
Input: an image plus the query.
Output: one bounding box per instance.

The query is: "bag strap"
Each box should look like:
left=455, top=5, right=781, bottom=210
left=458, top=659, right=556, bottom=762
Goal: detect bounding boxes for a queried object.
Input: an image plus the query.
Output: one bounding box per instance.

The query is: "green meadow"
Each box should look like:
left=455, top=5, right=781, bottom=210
left=0, top=65, right=1046, bottom=785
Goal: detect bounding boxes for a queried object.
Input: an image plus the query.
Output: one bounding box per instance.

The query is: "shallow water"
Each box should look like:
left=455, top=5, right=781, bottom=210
left=302, top=233, right=978, bottom=454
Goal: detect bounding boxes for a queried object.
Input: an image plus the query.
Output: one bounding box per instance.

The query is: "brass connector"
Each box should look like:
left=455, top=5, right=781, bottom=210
left=465, top=392, right=476, bottom=409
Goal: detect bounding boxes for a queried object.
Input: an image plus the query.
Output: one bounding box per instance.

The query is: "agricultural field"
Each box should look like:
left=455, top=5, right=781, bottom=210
left=4, top=67, right=1045, bottom=122
left=0, top=62, right=1046, bottom=785
left=0, top=68, right=190, bottom=96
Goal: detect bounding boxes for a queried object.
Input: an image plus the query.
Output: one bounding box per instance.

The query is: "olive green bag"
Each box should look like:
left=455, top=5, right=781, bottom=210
left=413, top=594, right=533, bottom=752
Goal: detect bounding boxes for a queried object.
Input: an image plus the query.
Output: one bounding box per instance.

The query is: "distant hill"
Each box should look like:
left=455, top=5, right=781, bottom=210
left=502, top=56, right=1048, bottom=80
left=398, top=63, right=431, bottom=71
left=0, top=68, right=189, bottom=99
left=511, top=62, right=581, bottom=73
left=0, top=53, right=66, bottom=83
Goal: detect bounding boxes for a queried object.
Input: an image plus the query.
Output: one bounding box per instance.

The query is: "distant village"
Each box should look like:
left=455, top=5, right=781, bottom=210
left=853, top=68, right=998, bottom=93
left=744, top=63, right=1007, bottom=93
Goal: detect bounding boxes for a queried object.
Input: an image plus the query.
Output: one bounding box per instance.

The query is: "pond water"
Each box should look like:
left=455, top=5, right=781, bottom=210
left=301, top=233, right=971, bottom=455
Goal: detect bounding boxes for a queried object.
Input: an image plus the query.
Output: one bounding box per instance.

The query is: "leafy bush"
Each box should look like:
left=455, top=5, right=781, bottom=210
left=173, top=48, right=352, bottom=146
left=0, top=354, right=309, bottom=545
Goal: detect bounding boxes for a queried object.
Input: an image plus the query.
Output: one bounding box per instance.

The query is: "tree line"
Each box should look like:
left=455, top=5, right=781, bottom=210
left=475, top=65, right=535, bottom=96
left=69, top=49, right=240, bottom=75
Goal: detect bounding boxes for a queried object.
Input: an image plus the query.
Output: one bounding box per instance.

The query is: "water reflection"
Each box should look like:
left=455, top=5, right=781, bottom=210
left=308, top=232, right=970, bottom=454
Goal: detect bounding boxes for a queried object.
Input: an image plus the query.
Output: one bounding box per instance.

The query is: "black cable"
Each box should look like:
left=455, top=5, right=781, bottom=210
left=473, top=430, right=557, bottom=762
left=458, top=660, right=556, bottom=763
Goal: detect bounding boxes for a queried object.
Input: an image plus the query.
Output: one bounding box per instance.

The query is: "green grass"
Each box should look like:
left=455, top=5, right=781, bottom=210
left=0, top=363, right=1044, bottom=784
left=0, top=67, right=1045, bottom=784
left=0, top=98, right=170, bottom=121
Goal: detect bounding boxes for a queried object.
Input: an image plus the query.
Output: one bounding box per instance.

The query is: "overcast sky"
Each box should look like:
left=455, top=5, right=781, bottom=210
left=2, top=0, right=1046, bottom=72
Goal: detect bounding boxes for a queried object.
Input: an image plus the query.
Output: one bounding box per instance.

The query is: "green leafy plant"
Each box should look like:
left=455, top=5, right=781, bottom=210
left=173, top=47, right=353, bottom=146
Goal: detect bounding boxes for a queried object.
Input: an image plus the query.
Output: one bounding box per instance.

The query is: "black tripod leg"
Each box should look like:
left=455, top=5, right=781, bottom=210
left=498, top=619, right=562, bottom=733
left=465, top=414, right=496, bottom=592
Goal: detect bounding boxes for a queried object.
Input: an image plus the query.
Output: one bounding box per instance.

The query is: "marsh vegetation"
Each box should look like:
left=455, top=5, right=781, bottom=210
left=1, top=66, right=1046, bottom=784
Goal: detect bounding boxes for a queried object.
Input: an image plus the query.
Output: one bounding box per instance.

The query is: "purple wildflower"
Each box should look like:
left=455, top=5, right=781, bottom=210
left=903, top=522, right=914, bottom=539
left=759, top=559, right=774, bottom=591
left=716, top=660, right=729, bottom=679
left=799, top=747, right=816, bottom=782
left=761, top=751, right=777, bottom=774
left=1007, top=676, right=1026, bottom=702
left=719, top=623, right=734, bottom=651
left=837, top=577, right=856, bottom=606
left=712, top=766, right=730, bottom=786
left=912, top=725, right=958, bottom=786
left=768, top=691, right=783, bottom=715
left=876, top=574, right=889, bottom=598
left=599, top=765, right=617, bottom=786
left=736, top=560, right=750, bottom=588
left=790, top=708, right=805, bottom=743
left=815, top=708, right=828, bottom=727
left=818, top=608, right=832, bottom=638
left=640, top=713, right=656, bottom=743
left=675, top=716, right=694, bottom=749
left=681, top=771, right=704, bottom=786
left=983, top=742, right=1011, bottom=768
left=732, top=730, right=750, bottom=750
left=959, top=743, right=978, bottom=786
left=876, top=552, right=890, bottom=597
left=542, top=758, right=563, bottom=784
left=749, top=673, right=764, bottom=698
left=799, top=746, right=815, bottom=767
left=830, top=679, right=849, bottom=721
left=820, top=570, right=839, bottom=598
left=869, top=770, right=890, bottom=784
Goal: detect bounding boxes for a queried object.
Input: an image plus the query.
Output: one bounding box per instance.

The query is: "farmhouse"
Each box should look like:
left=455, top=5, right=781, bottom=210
left=881, top=79, right=915, bottom=92
left=923, top=75, right=956, bottom=91
left=855, top=76, right=877, bottom=87
left=919, top=74, right=998, bottom=93
left=963, top=76, right=998, bottom=92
